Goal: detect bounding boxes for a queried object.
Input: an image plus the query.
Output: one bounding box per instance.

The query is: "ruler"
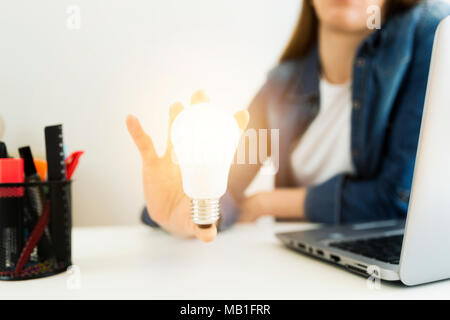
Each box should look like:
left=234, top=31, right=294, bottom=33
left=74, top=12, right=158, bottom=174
left=45, top=125, right=71, bottom=266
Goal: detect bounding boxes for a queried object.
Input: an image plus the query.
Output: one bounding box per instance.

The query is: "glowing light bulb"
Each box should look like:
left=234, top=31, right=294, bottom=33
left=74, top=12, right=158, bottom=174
left=171, top=102, right=241, bottom=227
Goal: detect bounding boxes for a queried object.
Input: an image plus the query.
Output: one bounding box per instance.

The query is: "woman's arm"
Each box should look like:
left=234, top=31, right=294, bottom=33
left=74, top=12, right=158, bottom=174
left=239, top=188, right=306, bottom=222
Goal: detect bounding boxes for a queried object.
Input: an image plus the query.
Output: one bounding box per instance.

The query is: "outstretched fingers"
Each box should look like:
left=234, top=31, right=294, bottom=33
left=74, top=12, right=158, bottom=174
left=126, top=115, right=158, bottom=163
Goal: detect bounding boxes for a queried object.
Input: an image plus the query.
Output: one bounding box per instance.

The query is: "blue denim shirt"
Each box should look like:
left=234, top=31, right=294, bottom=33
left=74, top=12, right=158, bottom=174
left=259, top=0, right=450, bottom=225
left=142, top=1, right=450, bottom=229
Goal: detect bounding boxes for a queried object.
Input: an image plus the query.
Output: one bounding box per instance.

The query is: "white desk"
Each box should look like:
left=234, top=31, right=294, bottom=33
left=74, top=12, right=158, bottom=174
left=1, top=220, right=449, bottom=299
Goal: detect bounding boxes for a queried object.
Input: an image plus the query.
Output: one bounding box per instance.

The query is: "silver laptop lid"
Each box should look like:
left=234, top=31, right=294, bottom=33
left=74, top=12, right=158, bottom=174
left=400, top=16, right=450, bottom=285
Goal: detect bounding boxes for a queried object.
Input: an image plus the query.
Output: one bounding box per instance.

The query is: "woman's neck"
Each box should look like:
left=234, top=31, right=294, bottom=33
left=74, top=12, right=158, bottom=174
left=319, top=25, right=373, bottom=84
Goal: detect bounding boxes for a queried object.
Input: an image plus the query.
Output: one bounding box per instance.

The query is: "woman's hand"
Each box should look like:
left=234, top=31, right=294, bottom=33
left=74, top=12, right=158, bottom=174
left=127, top=108, right=218, bottom=241
left=126, top=90, right=249, bottom=242
left=239, top=188, right=307, bottom=223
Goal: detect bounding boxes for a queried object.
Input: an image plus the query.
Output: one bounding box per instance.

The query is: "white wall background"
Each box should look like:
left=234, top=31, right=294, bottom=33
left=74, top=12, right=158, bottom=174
left=0, top=0, right=300, bottom=226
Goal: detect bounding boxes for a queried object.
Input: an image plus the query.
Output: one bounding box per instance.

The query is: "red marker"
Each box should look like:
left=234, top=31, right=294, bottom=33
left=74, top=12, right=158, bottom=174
left=0, top=158, right=25, bottom=270
left=0, top=158, right=24, bottom=196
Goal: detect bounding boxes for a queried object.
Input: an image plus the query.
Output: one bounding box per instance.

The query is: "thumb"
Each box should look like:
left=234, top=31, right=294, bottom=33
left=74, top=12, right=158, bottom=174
left=193, top=224, right=217, bottom=242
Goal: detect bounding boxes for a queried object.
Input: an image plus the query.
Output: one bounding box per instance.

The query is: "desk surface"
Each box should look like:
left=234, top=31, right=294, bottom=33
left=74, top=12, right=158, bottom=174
left=2, top=220, right=449, bottom=299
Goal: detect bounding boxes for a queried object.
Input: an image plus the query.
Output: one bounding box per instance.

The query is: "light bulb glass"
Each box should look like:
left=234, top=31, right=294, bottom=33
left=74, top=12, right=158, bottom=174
left=171, top=102, right=240, bottom=226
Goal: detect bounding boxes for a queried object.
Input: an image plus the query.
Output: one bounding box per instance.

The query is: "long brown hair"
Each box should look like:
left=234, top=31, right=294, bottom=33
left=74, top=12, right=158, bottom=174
left=280, top=0, right=423, bottom=62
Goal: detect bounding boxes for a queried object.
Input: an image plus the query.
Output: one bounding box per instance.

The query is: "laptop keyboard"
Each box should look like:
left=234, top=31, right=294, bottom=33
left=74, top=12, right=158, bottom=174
left=329, top=234, right=403, bottom=264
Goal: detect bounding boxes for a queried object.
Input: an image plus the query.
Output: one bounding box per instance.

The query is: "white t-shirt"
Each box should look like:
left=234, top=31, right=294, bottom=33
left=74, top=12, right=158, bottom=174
left=290, top=77, right=355, bottom=186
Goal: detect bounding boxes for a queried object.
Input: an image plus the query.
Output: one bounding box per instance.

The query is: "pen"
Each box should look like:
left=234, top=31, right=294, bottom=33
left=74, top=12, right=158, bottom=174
left=0, top=142, right=8, bottom=158
left=14, top=202, right=50, bottom=275
left=21, top=151, right=84, bottom=183
left=34, top=159, right=47, bottom=181
left=65, top=151, right=84, bottom=180
left=19, top=146, right=53, bottom=262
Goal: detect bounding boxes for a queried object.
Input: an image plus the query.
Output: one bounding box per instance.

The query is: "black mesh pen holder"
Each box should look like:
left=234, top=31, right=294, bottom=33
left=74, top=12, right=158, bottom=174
left=0, top=180, right=72, bottom=280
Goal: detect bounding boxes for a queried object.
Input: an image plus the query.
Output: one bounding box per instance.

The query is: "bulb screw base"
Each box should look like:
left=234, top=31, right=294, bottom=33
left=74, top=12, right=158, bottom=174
left=191, top=198, right=220, bottom=227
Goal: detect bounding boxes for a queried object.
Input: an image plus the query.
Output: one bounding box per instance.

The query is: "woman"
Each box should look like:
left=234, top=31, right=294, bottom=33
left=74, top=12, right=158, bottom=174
left=126, top=0, right=450, bottom=242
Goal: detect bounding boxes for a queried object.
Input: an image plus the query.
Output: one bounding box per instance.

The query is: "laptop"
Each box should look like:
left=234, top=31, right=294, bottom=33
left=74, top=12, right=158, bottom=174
left=276, top=16, right=450, bottom=286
